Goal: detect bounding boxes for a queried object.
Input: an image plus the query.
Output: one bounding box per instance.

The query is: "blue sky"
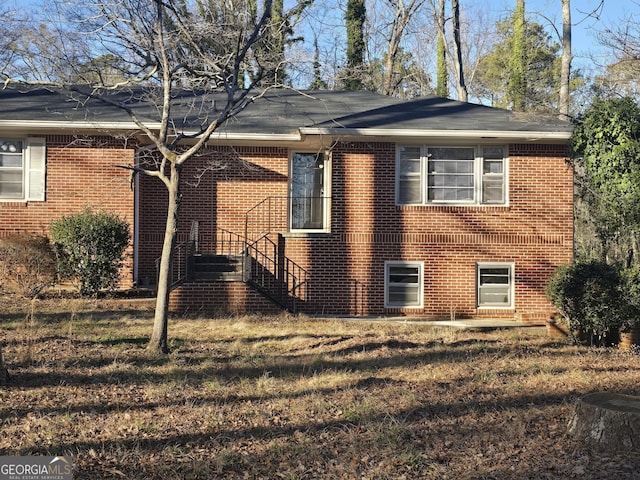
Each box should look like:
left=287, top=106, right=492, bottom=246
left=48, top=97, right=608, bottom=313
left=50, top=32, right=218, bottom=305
left=498, top=0, right=634, bottom=71
left=11, top=0, right=636, bottom=79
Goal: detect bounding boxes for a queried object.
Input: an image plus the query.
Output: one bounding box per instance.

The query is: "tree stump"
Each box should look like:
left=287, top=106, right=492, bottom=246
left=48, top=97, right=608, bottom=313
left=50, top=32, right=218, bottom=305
left=567, top=392, right=640, bottom=452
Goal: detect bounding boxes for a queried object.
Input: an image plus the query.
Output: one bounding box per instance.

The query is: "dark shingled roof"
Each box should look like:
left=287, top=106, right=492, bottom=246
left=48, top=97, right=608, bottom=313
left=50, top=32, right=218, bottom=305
left=0, top=85, right=573, bottom=137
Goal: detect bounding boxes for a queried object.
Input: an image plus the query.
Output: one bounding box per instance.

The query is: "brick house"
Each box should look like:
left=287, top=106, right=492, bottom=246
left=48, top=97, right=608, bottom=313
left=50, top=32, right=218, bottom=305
left=0, top=87, right=573, bottom=321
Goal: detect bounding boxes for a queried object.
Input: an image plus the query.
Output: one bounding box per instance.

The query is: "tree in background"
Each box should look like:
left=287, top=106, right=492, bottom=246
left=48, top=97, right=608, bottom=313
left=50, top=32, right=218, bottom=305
left=435, top=0, right=447, bottom=97
left=572, top=96, right=640, bottom=265
left=473, top=6, right=560, bottom=112
left=367, top=47, right=430, bottom=98
left=380, top=0, right=426, bottom=96
left=558, top=0, right=571, bottom=119
left=509, top=0, right=526, bottom=111
left=594, top=5, right=640, bottom=98
left=344, top=0, right=366, bottom=89
left=451, top=0, right=467, bottom=101
left=309, top=37, right=329, bottom=89
left=260, top=0, right=315, bottom=86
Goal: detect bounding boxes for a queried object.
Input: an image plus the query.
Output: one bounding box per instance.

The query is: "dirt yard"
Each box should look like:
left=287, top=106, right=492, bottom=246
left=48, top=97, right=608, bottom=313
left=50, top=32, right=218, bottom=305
left=1, top=296, right=639, bottom=479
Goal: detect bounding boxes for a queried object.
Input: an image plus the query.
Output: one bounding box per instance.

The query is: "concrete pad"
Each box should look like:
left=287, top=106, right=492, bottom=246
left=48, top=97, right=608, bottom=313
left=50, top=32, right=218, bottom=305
left=325, top=316, right=541, bottom=331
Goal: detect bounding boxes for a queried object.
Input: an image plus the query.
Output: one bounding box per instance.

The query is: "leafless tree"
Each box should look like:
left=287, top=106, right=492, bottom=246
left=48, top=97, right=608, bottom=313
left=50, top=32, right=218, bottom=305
left=451, top=0, right=467, bottom=101
left=379, top=0, right=427, bottom=96
left=3, top=0, right=312, bottom=354
left=594, top=1, right=640, bottom=97
left=558, top=0, right=571, bottom=120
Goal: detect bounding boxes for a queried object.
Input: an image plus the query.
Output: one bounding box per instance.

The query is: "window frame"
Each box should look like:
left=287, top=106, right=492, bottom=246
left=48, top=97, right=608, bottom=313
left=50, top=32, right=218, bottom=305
left=0, top=137, right=46, bottom=202
left=476, top=262, right=515, bottom=309
left=384, top=261, right=424, bottom=309
left=0, top=139, right=24, bottom=200
left=289, top=151, right=331, bottom=233
left=396, top=145, right=508, bottom=206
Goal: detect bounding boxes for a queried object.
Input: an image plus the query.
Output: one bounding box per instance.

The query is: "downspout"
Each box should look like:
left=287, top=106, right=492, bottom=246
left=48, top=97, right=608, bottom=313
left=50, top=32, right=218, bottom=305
left=133, top=151, right=140, bottom=287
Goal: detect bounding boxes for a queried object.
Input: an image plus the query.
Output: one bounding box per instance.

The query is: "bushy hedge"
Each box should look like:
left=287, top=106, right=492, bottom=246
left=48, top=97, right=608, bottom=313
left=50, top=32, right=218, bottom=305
left=546, top=261, right=625, bottom=346
left=0, top=234, right=57, bottom=298
left=50, top=208, right=130, bottom=296
left=620, top=264, right=640, bottom=332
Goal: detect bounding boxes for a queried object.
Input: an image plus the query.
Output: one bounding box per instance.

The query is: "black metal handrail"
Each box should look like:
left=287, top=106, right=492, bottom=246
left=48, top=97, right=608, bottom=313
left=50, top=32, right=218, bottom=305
left=158, top=196, right=320, bottom=307
left=243, top=234, right=309, bottom=311
left=155, top=240, right=195, bottom=290
left=244, top=196, right=289, bottom=245
left=181, top=225, right=308, bottom=311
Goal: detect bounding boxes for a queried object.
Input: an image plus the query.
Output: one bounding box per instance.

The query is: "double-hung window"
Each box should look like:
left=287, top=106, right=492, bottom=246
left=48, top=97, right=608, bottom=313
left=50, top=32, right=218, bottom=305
left=0, top=138, right=46, bottom=201
left=385, top=261, right=423, bottom=308
left=397, top=145, right=507, bottom=205
left=477, top=263, right=514, bottom=308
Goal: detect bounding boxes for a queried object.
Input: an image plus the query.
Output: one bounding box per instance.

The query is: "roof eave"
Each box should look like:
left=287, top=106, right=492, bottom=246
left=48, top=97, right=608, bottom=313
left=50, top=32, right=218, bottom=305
left=299, top=127, right=573, bottom=142
left=0, top=120, right=302, bottom=142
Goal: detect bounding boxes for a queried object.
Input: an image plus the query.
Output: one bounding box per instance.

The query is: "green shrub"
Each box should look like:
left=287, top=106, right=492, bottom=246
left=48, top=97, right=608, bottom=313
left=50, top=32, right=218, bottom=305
left=546, top=261, right=624, bottom=345
left=0, top=234, right=57, bottom=298
left=50, top=208, right=130, bottom=296
left=620, top=264, right=640, bottom=331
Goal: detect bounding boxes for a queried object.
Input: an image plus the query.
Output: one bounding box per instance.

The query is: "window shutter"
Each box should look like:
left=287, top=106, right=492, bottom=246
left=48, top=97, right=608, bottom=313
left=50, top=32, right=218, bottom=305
left=26, top=137, right=46, bottom=201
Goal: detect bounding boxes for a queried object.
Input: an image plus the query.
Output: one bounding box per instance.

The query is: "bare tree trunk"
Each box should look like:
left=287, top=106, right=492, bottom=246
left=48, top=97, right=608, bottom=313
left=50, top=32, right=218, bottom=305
left=0, top=343, right=8, bottom=386
left=148, top=164, right=181, bottom=355
left=435, top=0, right=447, bottom=98
left=451, top=0, right=468, bottom=101
left=382, top=0, right=426, bottom=96
left=559, top=0, right=572, bottom=120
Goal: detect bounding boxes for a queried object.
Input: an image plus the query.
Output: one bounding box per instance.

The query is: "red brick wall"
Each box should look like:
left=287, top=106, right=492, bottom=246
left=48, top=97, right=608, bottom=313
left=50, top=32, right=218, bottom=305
left=169, top=281, right=282, bottom=314
left=140, top=141, right=573, bottom=319
left=282, top=142, right=573, bottom=319
left=137, top=146, right=289, bottom=284
left=2, top=134, right=572, bottom=317
left=0, top=135, right=136, bottom=287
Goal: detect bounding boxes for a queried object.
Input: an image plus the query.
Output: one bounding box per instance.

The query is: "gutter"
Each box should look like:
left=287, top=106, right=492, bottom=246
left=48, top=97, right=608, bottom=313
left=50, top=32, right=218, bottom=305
left=0, top=120, right=572, bottom=142
left=299, top=127, right=573, bottom=141
left=0, top=120, right=303, bottom=142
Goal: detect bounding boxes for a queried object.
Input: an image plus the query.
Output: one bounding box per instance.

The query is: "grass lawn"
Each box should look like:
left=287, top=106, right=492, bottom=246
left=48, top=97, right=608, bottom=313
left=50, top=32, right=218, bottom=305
left=1, top=296, right=640, bottom=479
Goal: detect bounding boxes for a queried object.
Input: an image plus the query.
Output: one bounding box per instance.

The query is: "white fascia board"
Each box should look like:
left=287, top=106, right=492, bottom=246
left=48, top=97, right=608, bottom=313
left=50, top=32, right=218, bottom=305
left=205, top=132, right=302, bottom=142
left=0, top=120, right=302, bottom=142
left=299, top=127, right=573, bottom=141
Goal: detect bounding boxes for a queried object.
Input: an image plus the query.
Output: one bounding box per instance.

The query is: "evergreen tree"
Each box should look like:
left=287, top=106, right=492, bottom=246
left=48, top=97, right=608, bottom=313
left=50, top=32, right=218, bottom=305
left=473, top=6, right=560, bottom=112
left=309, top=37, right=328, bottom=89
left=509, top=0, right=526, bottom=111
left=435, top=0, right=447, bottom=97
left=344, top=0, right=366, bottom=90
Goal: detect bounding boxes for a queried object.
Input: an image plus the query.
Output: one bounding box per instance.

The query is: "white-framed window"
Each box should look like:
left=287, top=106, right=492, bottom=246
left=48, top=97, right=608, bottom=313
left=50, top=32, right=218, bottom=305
left=290, top=151, right=330, bottom=232
left=385, top=261, right=424, bottom=308
left=477, top=262, right=514, bottom=308
left=0, top=137, right=46, bottom=201
left=396, top=145, right=507, bottom=205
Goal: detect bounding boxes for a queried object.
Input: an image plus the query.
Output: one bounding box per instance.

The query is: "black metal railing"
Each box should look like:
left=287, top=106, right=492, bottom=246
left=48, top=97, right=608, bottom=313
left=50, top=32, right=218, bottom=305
left=244, top=196, right=289, bottom=244
left=158, top=196, right=325, bottom=310
left=155, top=240, right=195, bottom=289
left=243, top=234, right=308, bottom=311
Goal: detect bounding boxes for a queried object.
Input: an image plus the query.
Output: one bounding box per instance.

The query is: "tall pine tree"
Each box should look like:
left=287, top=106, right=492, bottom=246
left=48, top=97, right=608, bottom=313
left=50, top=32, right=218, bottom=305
left=345, top=0, right=366, bottom=90
left=509, top=0, right=526, bottom=111
left=435, top=0, right=447, bottom=97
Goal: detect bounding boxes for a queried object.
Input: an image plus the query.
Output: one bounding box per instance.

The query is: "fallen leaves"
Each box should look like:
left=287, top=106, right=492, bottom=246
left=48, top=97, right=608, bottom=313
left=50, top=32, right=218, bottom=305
left=1, top=298, right=640, bottom=478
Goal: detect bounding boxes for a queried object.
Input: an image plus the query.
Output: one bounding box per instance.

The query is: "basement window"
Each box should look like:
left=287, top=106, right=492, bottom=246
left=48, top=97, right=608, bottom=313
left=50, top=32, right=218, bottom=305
left=477, top=263, right=514, bottom=308
left=385, top=261, right=423, bottom=308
